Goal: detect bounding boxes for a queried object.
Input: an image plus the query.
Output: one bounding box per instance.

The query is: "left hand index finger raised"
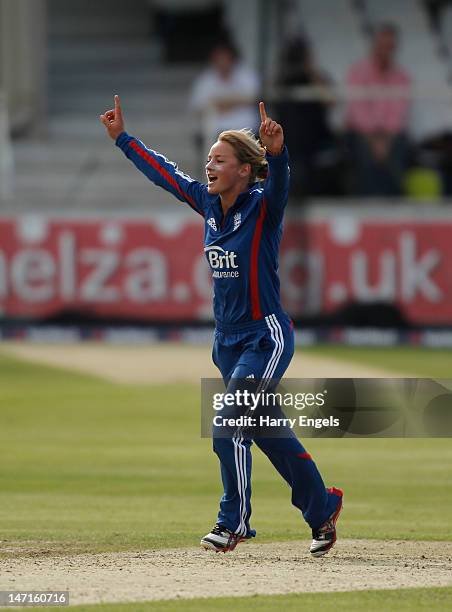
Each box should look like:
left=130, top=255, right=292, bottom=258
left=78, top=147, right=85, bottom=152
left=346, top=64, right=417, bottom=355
left=259, top=101, right=267, bottom=123
left=114, top=94, right=122, bottom=117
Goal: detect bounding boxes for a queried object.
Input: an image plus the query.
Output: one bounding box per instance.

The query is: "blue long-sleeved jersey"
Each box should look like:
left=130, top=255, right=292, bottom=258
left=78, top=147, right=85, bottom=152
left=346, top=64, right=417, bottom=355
left=116, top=131, right=290, bottom=327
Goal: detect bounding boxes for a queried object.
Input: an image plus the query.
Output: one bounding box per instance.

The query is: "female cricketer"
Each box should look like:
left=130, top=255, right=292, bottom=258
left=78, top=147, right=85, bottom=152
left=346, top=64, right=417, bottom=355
left=100, top=96, right=343, bottom=557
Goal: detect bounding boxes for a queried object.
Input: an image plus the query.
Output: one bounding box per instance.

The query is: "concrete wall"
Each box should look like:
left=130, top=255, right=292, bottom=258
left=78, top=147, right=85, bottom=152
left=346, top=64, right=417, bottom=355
left=0, top=0, right=47, bottom=135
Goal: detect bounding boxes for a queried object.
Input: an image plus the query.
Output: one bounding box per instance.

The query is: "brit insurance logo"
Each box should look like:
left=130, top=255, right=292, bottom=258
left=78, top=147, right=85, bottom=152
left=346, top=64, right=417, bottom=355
left=204, top=245, right=240, bottom=278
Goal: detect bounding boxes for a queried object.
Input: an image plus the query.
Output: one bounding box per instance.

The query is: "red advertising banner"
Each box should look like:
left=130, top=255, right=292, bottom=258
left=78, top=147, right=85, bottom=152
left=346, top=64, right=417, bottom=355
left=0, top=214, right=451, bottom=324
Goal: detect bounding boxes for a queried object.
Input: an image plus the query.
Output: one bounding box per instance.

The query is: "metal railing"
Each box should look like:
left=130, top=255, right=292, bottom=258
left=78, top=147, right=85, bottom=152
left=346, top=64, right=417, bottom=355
left=265, top=84, right=452, bottom=102
left=196, top=83, right=452, bottom=154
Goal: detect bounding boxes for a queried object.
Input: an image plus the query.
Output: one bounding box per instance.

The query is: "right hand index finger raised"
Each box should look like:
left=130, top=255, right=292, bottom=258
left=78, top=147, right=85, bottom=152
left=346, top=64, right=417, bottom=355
left=259, top=101, right=267, bottom=122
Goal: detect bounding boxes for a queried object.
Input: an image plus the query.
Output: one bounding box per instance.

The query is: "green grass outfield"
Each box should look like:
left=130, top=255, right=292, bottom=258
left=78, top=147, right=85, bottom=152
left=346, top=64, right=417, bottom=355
left=301, top=344, right=452, bottom=378
left=0, top=345, right=451, bottom=610
left=0, top=345, right=451, bottom=555
left=7, top=587, right=452, bottom=612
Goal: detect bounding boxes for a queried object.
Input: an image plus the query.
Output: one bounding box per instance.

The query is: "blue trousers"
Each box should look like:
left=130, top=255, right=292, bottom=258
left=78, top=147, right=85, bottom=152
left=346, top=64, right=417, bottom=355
left=212, top=312, right=340, bottom=538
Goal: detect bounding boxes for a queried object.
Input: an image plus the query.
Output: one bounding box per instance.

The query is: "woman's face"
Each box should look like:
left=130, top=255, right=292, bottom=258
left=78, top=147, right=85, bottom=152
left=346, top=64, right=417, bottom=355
left=206, top=141, right=250, bottom=195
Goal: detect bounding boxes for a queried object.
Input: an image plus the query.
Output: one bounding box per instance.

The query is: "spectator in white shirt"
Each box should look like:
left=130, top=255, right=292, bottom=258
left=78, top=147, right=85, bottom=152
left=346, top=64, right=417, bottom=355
left=189, top=38, right=260, bottom=170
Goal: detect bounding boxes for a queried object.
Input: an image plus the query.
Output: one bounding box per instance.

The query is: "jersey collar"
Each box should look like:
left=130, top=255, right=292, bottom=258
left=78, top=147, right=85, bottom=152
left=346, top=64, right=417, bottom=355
left=215, top=181, right=261, bottom=211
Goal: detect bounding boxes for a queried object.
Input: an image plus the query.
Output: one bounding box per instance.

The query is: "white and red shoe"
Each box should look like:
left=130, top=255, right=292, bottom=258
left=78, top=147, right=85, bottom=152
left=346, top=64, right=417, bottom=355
left=201, top=524, right=245, bottom=553
left=310, top=487, right=344, bottom=557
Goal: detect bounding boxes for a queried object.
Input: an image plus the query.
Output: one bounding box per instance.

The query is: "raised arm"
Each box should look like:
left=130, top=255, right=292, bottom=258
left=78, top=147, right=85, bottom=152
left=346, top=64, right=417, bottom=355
left=258, top=101, right=290, bottom=225
left=100, top=95, right=207, bottom=217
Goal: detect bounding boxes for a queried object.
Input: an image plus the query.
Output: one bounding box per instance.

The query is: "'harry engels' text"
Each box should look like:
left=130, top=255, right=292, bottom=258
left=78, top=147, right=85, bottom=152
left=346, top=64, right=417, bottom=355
left=213, top=414, right=340, bottom=429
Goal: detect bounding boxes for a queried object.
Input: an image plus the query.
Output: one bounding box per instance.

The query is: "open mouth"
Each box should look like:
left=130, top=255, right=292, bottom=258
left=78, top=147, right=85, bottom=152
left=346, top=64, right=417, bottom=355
left=207, top=175, right=218, bottom=185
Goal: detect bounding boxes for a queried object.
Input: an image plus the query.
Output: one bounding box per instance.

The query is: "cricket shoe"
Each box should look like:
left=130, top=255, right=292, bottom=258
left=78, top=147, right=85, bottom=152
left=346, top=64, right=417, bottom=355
left=200, top=524, right=245, bottom=553
left=310, top=487, right=344, bottom=557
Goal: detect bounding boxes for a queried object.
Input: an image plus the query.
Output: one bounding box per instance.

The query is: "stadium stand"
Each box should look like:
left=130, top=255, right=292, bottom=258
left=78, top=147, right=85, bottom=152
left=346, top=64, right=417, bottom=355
left=4, top=0, right=452, bottom=210
left=296, top=0, right=367, bottom=84
left=9, top=0, right=200, bottom=212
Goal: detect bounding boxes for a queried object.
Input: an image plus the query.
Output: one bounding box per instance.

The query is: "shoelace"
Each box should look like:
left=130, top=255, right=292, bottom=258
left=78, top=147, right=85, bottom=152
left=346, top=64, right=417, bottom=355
left=211, top=523, right=228, bottom=536
left=211, top=523, right=240, bottom=544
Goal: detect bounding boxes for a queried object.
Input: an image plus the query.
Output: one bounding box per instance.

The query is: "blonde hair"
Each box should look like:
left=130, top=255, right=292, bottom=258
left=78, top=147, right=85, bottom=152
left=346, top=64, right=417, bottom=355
left=218, top=128, right=268, bottom=184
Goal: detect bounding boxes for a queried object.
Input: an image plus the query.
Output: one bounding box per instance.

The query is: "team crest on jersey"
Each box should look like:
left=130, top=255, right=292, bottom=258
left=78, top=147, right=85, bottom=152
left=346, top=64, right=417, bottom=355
left=207, top=217, right=217, bottom=231
left=233, top=212, right=241, bottom=231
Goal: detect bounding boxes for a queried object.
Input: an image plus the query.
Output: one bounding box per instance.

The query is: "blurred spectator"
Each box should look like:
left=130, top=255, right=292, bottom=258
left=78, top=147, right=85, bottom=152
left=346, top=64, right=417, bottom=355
left=345, top=23, right=412, bottom=196
left=189, top=37, right=259, bottom=168
left=151, top=1, right=225, bottom=63
left=424, top=0, right=447, bottom=28
left=274, top=37, right=341, bottom=197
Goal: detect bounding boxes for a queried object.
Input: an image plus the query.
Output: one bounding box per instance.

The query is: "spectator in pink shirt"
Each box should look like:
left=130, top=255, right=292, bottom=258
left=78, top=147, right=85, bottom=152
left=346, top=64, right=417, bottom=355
left=345, top=23, right=412, bottom=196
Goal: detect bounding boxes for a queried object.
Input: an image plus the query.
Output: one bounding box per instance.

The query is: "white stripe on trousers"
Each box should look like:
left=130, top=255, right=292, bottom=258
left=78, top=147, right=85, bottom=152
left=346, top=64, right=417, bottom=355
left=232, top=437, right=245, bottom=536
left=257, top=314, right=284, bottom=392
left=233, top=314, right=285, bottom=536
